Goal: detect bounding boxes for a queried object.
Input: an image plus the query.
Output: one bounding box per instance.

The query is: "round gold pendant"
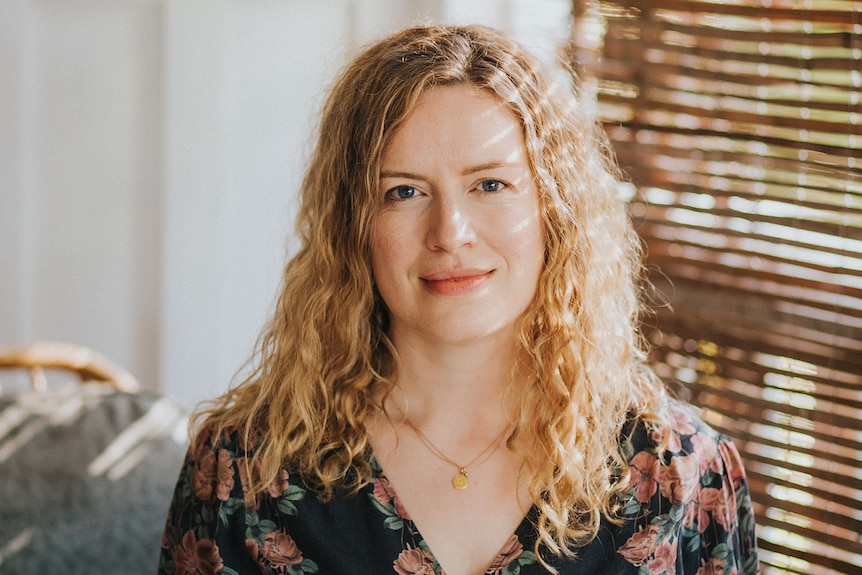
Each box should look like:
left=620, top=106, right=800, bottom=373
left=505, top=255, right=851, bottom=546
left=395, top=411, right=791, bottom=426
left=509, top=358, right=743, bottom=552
left=452, top=470, right=469, bottom=490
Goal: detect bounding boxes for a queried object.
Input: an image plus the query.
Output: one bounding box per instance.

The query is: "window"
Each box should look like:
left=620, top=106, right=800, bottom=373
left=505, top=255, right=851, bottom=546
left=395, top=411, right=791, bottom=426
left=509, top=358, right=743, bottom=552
left=570, top=1, right=862, bottom=573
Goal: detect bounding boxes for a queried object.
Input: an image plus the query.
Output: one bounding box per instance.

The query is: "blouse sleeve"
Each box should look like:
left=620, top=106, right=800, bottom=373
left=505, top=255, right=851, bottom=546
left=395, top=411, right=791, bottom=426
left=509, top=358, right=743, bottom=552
left=158, top=436, right=259, bottom=575
left=713, top=434, right=759, bottom=575
left=618, top=402, right=760, bottom=575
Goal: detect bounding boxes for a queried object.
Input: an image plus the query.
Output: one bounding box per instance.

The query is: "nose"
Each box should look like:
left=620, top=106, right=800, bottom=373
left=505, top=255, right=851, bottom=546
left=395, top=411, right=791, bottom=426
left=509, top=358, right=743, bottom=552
left=426, top=194, right=476, bottom=252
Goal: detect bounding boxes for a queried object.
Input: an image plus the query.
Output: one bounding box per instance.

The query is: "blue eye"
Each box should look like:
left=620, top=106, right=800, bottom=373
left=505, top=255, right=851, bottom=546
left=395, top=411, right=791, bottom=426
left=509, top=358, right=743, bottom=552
left=479, top=180, right=505, bottom=192
left=387, top=185, right=417, bottom=200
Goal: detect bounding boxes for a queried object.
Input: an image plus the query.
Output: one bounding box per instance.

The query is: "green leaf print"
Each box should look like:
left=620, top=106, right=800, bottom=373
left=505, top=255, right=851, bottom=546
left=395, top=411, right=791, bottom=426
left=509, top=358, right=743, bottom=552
left=245, top=510, right=260, bottom=528
left=623, top=496, right=642, bottom=516
left=685, top=532, right=700, bottom=554
left=710, top=542, right=730, bottom=559
left=278, top=498, right=298, bottom=516
left=669, top=502, right=685, bottom=523
left=278, top=484, right=306, bottom=515
left=742, top=553, right=759, bottom=575
left=384, top=515, right=404, bottom=530
left=283, top=484, right=305, bottom=500
left=518, top=550, right=537, bottom=565
left=286, top=557, right=320, bottom=575
left=369, top=494, right=395, bottom=516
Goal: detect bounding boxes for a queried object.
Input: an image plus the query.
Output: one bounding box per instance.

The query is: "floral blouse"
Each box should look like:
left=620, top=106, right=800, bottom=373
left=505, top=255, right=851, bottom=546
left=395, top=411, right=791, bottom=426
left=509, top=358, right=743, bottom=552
left=158, top=400, right=759, bottom=575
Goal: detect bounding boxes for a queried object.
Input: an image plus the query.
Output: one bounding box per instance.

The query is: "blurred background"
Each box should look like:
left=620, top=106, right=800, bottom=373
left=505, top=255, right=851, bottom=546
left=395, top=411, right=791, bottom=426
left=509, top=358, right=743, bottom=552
left=0, top=0, right=573, bottom=410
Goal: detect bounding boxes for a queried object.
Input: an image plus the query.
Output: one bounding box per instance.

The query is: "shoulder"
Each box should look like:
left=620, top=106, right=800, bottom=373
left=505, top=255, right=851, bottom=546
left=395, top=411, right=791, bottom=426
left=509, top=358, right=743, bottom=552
left=616, top=399, right=759, bottom=573
left=621, top=398, right=751, bottom=520
left=187, top=416, right=265, bottom=470
left=625, top=398, right=735, bottom=470
left=175, top=428, right=249, bottom=507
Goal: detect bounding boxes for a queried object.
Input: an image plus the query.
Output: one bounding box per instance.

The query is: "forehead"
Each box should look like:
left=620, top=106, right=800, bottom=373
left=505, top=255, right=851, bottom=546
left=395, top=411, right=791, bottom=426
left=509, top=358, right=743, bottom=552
left=381, top=85, right=528, bottom=171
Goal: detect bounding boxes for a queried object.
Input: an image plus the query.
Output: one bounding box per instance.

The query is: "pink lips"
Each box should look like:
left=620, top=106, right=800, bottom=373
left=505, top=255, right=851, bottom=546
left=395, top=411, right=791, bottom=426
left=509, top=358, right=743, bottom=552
left=421, top=269, right=493, bottom=296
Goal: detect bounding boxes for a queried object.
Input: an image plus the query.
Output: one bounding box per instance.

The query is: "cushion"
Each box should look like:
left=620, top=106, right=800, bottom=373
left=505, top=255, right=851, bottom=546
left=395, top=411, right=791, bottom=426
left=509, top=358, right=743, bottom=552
left=0, top=385, right=188, bottom=574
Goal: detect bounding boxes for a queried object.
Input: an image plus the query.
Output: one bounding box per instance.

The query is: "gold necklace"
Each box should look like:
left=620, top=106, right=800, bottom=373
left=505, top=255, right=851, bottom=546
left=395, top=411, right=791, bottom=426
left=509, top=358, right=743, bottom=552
left=404, top=419, right=510, bottom=490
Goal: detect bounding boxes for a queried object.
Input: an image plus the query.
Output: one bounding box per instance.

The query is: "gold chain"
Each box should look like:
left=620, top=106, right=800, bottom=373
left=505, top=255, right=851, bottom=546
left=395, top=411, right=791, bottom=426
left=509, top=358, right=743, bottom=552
left=404, top=419, right=510, bottom=490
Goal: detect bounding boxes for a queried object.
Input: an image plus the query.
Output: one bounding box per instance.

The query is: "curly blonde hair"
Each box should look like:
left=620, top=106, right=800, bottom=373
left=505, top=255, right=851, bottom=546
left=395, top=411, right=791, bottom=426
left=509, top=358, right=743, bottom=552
left=191, top=23, right=667, bottom=569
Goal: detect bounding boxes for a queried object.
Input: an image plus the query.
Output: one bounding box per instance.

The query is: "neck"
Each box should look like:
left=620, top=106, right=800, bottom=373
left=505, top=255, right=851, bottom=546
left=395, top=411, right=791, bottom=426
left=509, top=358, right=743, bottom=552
left=379, top=328, right=524, bottom=435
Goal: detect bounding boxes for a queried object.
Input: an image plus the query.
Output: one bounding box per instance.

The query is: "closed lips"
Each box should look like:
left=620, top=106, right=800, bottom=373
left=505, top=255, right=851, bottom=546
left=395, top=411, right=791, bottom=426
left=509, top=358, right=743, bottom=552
left=420, top=270, right=493, bottom=295
left=421, top=270, right=492, bottom=282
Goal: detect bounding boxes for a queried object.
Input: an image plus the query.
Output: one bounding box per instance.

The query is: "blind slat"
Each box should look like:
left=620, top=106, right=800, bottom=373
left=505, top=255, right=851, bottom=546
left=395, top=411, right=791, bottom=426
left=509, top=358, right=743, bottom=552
left=650, top=0, right=861, bottom=24
left=642, top=218, right=862, bottom=266
left=574, top=1, right=862, bottom=570
left=641, top=21, right=857, bottom=47
left=608, top=120, right=858, bottom=157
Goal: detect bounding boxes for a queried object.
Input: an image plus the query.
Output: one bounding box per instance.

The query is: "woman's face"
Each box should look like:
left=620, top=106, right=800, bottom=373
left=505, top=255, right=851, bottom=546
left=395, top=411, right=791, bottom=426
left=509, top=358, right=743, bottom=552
left=370, top=84, right=545, bottom=347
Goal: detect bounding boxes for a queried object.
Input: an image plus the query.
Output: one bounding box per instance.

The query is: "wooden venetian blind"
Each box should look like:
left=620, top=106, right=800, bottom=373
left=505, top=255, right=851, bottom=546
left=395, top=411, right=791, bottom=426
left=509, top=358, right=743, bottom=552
left=570, top=1, right=862, bottom=573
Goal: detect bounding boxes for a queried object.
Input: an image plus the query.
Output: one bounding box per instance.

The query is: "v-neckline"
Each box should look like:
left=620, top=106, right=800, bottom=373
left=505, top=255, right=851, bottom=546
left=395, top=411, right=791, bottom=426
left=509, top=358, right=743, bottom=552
left=368, top=455, right=537, bottom=575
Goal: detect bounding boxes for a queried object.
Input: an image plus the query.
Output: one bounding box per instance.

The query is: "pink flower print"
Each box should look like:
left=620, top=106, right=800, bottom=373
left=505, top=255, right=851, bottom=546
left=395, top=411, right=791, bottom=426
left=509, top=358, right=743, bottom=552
left=268, top=468, right=291, bottom=498
left=394, top=548, right=436, bottom=575
left=683, top=500, right=701, bottom=532
left=646, top=538, right=678, bottom=575
left=689, top=432, right=721, bottom=476
left=174, top=531, right=224, bottom=575
left=629, top=451, right=660, bottom=503
left=689, top=487, right=721, bottom=533
left=245, top=539, right=260, bottom=564
left=651, top=426, right=682, bottom=453
left=235, top=429, right=259, bottom=452
left=719, top=440, right=748, bottom=488
left=191, top=451, right=218, bottom=502
left=373, top=473, right=411, bottom=519
left=668, top=404, right=698, bottom=436
left=660, top=452, right=699, bottom=505
left=618, top=523, right=660, bottom=567
left=486, top=534, right=523, bottom=573
left=712, top=480, right=738, bottom=531
left=261, top=531, right=304, bottom=566
left=653, top=405, right=697, bottom=453
left=695, top=557, right=725, bottom=575
left=236, top=457, right=258, bottom=511
left=215, top=448, right=235, bottom=501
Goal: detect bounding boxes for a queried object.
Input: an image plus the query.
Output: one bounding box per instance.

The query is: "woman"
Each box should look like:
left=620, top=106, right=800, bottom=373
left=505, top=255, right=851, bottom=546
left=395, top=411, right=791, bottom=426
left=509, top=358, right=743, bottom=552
left=159, top=24, right=759, bottom=575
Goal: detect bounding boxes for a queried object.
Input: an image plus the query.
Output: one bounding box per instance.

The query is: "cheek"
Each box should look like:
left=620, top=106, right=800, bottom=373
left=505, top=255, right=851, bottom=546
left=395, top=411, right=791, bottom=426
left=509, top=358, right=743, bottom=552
left=369, top=234, right=389, bottom=282
left=370, top=218, right=408, bottom=285
left=501, top=207, right=545, bottom=273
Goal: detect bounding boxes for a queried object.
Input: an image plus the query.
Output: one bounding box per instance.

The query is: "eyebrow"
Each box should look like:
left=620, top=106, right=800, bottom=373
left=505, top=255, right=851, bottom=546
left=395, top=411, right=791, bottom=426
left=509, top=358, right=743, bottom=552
left=378, top=170, right=424, bottom=181
left=462, top=160, right=519, bottom=175
left=379, top=160, right=521, bottom=181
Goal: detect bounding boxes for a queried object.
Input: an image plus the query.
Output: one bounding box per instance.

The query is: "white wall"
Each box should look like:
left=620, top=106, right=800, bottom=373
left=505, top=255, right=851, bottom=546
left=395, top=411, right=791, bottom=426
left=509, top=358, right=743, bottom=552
left=0, top=0, right=572, bottom=410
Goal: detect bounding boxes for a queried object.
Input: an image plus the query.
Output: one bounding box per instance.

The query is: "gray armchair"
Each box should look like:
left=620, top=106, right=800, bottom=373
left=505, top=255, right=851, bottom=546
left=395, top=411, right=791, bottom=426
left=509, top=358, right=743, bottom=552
left=0, top=342, right=187, bottom=574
